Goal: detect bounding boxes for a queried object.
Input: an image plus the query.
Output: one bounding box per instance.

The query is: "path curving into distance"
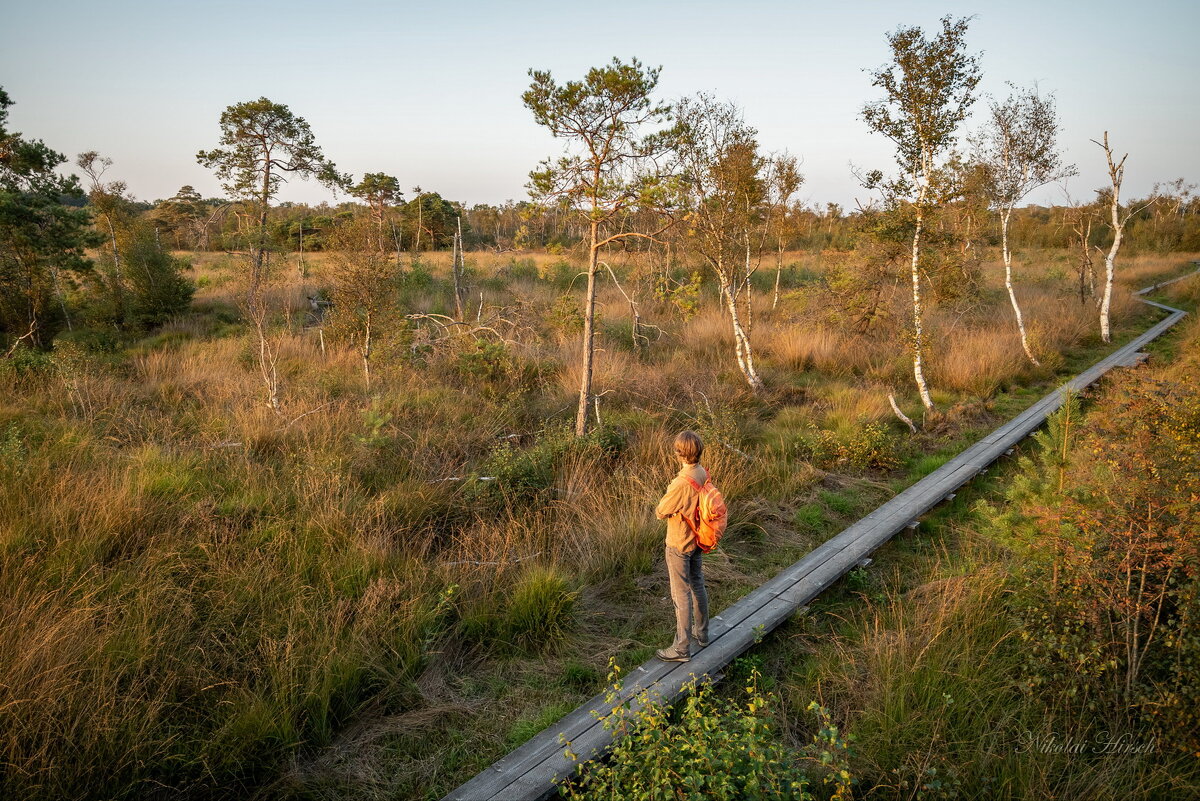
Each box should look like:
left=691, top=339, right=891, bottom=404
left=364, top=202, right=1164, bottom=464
left=445, top=265, right=1200, bottom=801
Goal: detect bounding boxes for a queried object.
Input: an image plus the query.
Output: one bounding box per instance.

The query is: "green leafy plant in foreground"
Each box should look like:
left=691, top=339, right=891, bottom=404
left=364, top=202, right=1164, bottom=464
left=559, top=660, right=853, bottom=800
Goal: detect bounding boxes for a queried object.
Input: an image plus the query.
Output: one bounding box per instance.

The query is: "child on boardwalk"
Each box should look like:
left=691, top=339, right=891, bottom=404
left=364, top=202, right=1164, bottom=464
left=654, top=430, right=710, bottom=662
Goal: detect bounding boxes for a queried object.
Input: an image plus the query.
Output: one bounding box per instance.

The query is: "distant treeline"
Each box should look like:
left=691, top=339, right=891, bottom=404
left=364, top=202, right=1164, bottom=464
left=138, top=183, right=1200, bottom=255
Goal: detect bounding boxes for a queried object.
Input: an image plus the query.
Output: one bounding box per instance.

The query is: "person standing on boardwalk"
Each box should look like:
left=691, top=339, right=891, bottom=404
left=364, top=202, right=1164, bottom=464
left=654, top=430, right=710, bottom=662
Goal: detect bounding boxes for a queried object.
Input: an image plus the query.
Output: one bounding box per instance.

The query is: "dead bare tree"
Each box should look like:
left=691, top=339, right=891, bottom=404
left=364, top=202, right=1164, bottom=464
left=196, top=97, right=349, bottom=412
left=452, top=217, right=466, bottom=320
left=1060, top=187, right=1098, bottom=305
left=1091, top=132, right=1148, bottom=343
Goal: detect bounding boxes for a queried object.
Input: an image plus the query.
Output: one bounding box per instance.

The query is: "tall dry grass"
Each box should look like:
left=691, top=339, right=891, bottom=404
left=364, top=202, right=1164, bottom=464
left=782, top=558, right=1194, bottom=799
left=2, top=244, right=1191, bottom=798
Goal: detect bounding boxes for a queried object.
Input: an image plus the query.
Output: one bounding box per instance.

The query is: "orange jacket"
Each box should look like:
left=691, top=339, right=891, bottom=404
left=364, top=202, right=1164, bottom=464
left=655, top=463, right=706, bottom=553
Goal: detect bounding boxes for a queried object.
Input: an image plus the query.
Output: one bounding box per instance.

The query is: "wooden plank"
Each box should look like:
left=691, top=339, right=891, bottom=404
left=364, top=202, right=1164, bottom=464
left=1115, top=351, right=1150, bottom=368
left=445, top=660, right=678, bottom=800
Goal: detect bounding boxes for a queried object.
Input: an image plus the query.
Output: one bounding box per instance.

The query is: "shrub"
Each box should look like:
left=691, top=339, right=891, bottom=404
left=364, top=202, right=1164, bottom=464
left=401, top=260, right=433, bottom=289
left=468, top=424, right=625, bottom=507
left=982, top=375, right=1200, bottom=756
left=653, top=270, right=702, bottom=320
left=0, top=344, right=53, bottom=378
left=560, top=662, right=853, bottom=801
left=797, top=421, right=901, bottom=471
left=83, top=221, right=195, bottom=332
left=454, top=339, right=514, bottom=385
left=545, top=293, right=585, bottom=336
left=541, top=258, right=576, bottom=286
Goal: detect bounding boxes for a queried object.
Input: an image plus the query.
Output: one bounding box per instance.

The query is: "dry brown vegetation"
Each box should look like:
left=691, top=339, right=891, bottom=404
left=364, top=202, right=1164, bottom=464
left=0, top=245, right=1192, bottom=799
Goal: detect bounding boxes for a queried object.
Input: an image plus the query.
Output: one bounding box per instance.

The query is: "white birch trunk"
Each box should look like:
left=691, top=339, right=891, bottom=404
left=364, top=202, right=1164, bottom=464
left=1100, top=225, right=1121, bottom=343
left=909, top=211, right=935, bottom=412
left=1001, top=209, right=1040, bottom=365
left=106, top=215, right=122, bottom=282
left=743, top=230, right=754, bottom=332
left=771, top=238, right=784, bottom=311
left=724, top=274, right=764, bottom=392
left=362, top=309, right=372, bottom=390
left=1097, top=132, right=1127, bottom=344
left=452, top=217, right=465, bottom=320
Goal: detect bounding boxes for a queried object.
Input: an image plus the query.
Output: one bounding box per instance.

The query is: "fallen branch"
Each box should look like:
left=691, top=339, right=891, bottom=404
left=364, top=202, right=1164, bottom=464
left=889, top=392, right=917, bottom=433
left=404, top=313, right=522, bottom=346
left=440, top=551, right=542, bottom=568
left=3, top=319, right=38, bottom=359
left=283, top=404, right=330, bottom=431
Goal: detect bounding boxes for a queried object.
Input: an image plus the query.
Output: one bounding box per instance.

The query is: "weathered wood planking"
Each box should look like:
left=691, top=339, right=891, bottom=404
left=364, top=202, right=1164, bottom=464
left=444, top=267, right=1198, bottom=801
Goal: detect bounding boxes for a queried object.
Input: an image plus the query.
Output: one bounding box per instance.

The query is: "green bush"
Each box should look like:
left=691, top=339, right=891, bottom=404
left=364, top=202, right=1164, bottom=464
left=55, top=326, right=123, bottom=353
left=653, top=270, right=703, bottom=320
left=797, top=422, right=900, bottom=471
left=401, top=261, right=433, bottom=289
left=976, top=377, right=1200, bottom=758
left=545, top=293, right=585, bottom=336
left=504, top=257, right=540, bottom=282
left=468, top=424, right=625, bottom=507
left=83, top=222, right=194, bottom=332
left=560, top=663, right=853, bottom=801
left=454, top=339, right=513, bottom=385
left=544, top=259, right=577, bottom=286
left=0, top=344, right=53, bottom=378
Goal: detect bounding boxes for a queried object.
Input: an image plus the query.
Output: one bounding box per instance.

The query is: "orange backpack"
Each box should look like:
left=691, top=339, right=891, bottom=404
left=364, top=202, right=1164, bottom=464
left=683, top=468, right=728, bottom=553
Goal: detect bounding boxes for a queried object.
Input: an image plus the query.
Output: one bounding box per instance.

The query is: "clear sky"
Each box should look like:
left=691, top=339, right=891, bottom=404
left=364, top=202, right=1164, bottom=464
left=3, top=0, right=1198, bottom=210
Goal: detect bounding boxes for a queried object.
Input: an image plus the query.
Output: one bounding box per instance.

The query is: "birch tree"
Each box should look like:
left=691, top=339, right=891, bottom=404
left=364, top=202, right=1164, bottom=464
left=674, top=94, right=772, bottom=392
left=973, top=87, right=1075, bottom=364
left=1060, top=188, right=1098, bottom=305
left=523, top=57, right=678, bottom=435
left=77, top=153, right=193, bottom=331
left=769, top=157, right=803, bottom=311
left=196, top=98, right=348, bottom=411
left=861, top=16, right=982, bottom=413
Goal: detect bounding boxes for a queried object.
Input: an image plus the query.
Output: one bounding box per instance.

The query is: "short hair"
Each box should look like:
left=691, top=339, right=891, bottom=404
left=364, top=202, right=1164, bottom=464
left=674, top=430, right=703, bottom=464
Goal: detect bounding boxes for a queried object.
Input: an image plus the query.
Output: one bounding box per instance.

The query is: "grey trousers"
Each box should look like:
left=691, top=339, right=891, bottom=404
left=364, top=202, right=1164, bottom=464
left=665, top=544, right=709, bottom=656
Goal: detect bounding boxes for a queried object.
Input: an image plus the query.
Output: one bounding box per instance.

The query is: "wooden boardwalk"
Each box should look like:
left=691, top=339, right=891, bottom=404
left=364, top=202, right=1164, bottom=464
left=445, top=267, right=1198, bottom=801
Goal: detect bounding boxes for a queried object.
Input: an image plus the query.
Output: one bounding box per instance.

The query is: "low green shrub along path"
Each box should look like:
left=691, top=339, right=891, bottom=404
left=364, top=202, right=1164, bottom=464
left=444, top=266, right=1200, bottom=801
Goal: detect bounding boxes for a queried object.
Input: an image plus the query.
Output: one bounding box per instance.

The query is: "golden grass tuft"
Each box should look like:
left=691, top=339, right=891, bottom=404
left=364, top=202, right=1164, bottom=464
left=930, top=326, right=1030, bottom=397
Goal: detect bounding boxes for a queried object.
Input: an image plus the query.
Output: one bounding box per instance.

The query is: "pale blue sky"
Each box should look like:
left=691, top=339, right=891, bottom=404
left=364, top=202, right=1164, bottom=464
left=3, top=0, right=1197, bottom=209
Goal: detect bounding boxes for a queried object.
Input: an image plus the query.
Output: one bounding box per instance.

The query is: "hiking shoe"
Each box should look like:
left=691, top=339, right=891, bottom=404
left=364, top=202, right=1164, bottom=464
left=655, top=648, right=690, bottom=663
left=694, top=637, right=710, bottom=648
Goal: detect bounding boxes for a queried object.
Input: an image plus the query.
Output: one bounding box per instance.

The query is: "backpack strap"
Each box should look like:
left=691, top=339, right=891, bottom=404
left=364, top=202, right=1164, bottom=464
left=681, top=468, right=707, bottom=535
